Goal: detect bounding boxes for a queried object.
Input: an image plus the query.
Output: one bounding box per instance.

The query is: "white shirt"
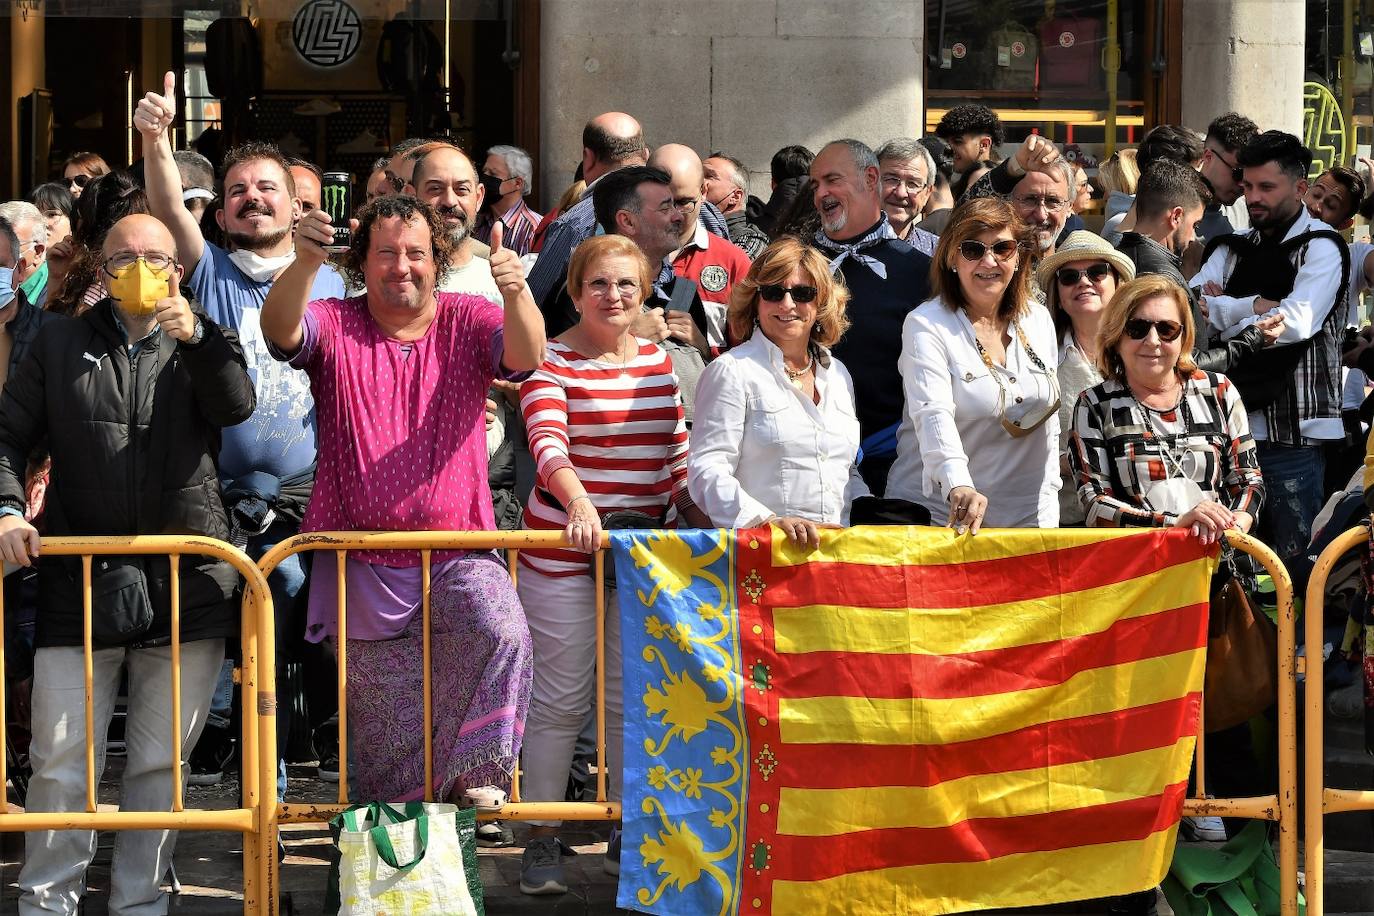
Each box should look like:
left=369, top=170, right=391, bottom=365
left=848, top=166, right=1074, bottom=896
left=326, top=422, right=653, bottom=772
left=1192, top=209, right=1345, bottom=441
left=886, top=296, right=1062, bottom=527
left=1347, top=239, right=1374, bottom=326
left=687, top=332, right=869, bottom=527
left=439, top=253, right=501, bottom=301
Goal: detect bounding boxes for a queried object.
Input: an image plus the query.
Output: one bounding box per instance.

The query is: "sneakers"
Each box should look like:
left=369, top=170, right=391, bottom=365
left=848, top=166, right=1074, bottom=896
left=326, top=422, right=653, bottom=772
left=476, top=820, right=514, bottom=848
left=1181, top=815, right=1227, bottom=842
left=519, top=835, right=568, bottom=895
left=603, top=827, right=621, bottom=877
left=188, top=724, right=234, bottom=787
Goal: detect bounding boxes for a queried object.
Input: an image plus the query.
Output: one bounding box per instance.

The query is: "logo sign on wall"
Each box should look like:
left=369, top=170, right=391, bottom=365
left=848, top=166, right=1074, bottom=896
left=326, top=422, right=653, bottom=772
left=292, top=0, right=363, bottom=68
left=1303, top=80, right=1347, bottom=179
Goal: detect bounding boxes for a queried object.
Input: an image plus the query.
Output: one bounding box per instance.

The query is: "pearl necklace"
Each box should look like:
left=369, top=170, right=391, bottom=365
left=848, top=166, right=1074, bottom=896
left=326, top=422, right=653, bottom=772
left=784, top=355, right=814, bottom=386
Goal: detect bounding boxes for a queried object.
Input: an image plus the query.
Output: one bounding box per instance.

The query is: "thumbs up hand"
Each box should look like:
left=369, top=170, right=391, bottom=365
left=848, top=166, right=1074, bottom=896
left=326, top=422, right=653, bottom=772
left=134, top=70, right=178, bottom=139
left=488, top=221, right=528, bottom=303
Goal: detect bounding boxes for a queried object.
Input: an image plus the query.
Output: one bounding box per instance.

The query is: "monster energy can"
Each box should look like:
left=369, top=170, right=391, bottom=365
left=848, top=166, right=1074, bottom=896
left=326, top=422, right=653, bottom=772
left=321, top=172, right=352, bottom=252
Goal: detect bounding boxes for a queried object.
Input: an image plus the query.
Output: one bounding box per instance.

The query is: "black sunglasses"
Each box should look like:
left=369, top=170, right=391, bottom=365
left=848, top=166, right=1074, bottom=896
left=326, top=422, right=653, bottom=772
left=1124, top=318, right=1184, bottom=342
left=759, top=283, right=818, bottom=304
left=1056, top=262, right=1114, bottom=286
left=68, top=174, right=91, bottom=189
left=958, top=239, right=1020, bottom=262
left=1210, top=148, right=1244, bottom=185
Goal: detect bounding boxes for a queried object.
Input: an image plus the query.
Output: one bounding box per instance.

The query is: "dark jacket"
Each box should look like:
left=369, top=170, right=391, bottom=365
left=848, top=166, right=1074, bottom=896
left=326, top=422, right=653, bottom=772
left=754, top=176, right=809, bottom=237
left=724, top=210, right=770, bottom=259
left=0, top=299, right=256, bottom=648
left=5, top=288, right=59, bottom=383
left=1116, top=231, right=1265, bottom=374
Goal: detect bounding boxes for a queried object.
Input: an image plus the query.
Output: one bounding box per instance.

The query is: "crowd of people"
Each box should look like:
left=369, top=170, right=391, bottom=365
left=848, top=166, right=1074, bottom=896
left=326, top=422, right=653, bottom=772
left=0, top=71, right=1368, bottom=912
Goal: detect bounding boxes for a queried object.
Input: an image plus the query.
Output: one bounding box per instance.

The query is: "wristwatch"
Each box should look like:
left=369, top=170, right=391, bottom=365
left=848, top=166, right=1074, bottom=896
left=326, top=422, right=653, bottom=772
left=187, top=317, right=205, bottom=346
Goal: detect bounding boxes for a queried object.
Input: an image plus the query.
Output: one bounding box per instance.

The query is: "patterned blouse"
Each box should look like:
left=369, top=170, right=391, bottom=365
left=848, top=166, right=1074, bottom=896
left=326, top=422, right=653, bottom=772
left=1068, top=369, right=1264, bottom=528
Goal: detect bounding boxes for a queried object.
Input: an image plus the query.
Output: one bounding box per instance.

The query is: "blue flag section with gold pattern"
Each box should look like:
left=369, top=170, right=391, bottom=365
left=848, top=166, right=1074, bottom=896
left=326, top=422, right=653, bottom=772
left=611, top=529, right=746, bottom=916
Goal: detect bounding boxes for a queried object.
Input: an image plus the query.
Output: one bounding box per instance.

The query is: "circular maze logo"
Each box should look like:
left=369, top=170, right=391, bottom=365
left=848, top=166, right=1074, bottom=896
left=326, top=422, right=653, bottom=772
left=293, top=0, right=363, bottom=68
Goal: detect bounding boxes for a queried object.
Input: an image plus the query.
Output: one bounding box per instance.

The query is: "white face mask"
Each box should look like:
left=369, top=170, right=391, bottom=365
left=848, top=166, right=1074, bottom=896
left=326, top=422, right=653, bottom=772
left=227, top=248, right=296, bottom=283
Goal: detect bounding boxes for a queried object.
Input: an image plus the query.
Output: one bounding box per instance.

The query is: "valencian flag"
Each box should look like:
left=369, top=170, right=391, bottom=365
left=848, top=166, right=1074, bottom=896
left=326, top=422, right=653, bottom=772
left=609, top=526, right=1216, bottom=916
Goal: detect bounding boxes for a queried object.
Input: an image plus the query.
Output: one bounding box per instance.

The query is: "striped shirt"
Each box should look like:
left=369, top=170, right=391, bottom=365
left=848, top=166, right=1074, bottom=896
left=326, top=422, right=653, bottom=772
left=519, top=338, right=693, bottom=576
left=1068, top=370, right=1264, bottom=528
left=475, top=198, right=543, bottom=256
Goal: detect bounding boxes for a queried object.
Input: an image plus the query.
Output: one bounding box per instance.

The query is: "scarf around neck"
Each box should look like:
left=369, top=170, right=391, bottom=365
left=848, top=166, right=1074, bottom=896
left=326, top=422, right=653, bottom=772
left=813, top=216, right=898, bottom=280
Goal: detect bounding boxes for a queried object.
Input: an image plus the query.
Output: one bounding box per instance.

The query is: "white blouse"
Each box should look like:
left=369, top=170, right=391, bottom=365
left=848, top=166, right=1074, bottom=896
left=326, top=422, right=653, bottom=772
left=688, top=332, right=870, bottom=528
left=886, top=296, right=1062, bottom=527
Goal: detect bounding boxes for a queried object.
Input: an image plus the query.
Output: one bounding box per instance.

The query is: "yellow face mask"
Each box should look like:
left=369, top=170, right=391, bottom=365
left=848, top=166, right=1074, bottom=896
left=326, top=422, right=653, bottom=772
left=107, top=258, right=173, bottom=317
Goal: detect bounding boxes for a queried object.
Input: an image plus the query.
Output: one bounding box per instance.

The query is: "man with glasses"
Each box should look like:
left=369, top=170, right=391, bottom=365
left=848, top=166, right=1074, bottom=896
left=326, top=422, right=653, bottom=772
left=1198, top=112, right=1260, bottom=241
left=0, top=201, right=49, bottom=308
left=0, top=216, right=57, bottom=391
left=703, top=153, right=770, bottom=259
left=0, top=212, right=254, bottom=915
left=875, top=138, right=940, bottom=255
left=648, top=144, right=750, bottom=351
left=809, top=139, right=932, bottom=492
left=1192, top=131, right=1348, bottom=573
left=966, top=133, right=1076, bottom=259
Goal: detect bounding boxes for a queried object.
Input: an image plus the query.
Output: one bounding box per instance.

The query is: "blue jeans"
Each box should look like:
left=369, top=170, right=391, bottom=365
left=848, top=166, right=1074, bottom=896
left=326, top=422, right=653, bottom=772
left=204, top=521, right=308, bottom=801
left=1255, top=442, right=1325, bottom=568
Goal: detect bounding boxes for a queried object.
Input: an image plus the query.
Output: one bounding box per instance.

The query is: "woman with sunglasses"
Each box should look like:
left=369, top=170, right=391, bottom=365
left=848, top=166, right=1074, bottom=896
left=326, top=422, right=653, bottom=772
left=886, top=197, right=1061, bottom=532
left=1035, top=231, right=1135, bottom=525
left=1068, top=275, right=1262, bottom=543
left=688, top=237, right=866, bottom=548
left=60, top=152, right=110, bottom=200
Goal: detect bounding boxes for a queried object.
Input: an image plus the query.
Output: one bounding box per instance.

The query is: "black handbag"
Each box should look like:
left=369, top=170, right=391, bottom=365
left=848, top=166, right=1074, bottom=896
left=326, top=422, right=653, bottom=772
left=87, top=556, right=154, bottom=647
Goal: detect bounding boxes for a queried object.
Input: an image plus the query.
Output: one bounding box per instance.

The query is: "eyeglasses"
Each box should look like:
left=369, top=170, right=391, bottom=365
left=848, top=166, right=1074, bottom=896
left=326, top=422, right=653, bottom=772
left=1055, top=262, right=1114, bottom=286
left=1124, top=318, right=1184, bottom=342
left=958, top=239, right=1020, bottom=262
left=1208, top=147, right=1244, bottom=185
left=103, top=253, right=175, bottom=276
left=1013, top=194, right=1070, bottom=213
left=672, top=197, right=700, bottom=213
left=881, top=175, right=929, bottom=194
left=758, top=283, right=818, bottom=304
left=67, top=174, right=92, bottom=190
left=584, top=277, right=641, bottom=297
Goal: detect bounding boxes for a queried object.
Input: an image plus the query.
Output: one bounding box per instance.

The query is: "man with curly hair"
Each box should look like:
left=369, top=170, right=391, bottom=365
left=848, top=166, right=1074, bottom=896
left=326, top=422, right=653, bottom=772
left=934, top=103, right=1005, bottom=175
left=260, top=194, right=544, bottom=804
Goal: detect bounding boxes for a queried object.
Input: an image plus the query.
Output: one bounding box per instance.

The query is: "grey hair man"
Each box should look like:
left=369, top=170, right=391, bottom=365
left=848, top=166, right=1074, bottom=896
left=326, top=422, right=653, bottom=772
left=475, top=144, right=543, bottom=256
left=875, top=137, right=940, bottom=255
left=0, top=201, right=49, bottom=308
left=173, top=150, right=217, bottom=222
left=703, top=152, right=770, bottom=259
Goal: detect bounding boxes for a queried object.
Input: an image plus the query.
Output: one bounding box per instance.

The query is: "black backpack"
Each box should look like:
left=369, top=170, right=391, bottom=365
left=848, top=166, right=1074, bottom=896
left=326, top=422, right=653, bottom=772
left=1200, top=228, right=1350, bottom=411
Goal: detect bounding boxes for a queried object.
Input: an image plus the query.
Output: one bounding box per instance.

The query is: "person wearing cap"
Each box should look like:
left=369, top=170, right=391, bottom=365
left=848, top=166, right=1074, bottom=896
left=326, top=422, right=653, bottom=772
left=1034, top=231, right=1135, bottom=525
left=172, top=149, right=217, bottom=224
left=885, top=196, right=1060, bottom=531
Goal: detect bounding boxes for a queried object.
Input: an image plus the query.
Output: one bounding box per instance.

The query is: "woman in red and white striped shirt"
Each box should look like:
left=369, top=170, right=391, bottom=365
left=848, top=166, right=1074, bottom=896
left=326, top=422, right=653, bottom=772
left=515, top=234, right=709, bottom=894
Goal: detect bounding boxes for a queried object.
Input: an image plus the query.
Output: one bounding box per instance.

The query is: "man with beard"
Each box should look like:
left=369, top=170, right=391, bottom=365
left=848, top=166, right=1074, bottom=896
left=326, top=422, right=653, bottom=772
left=809, top=139, right=931, bottom=493
left=137, top=71, right=340, bottom=791
left=966, top=134, right=1075, bottom=261
left=875, top=137, right=939, bottom=254
left=1192, top=130, right=1349, bottom=572
left=410, top=144, right=501, bottom=298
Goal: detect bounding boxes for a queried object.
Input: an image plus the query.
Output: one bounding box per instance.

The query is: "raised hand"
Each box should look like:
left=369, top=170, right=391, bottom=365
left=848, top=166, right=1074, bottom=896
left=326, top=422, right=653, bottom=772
left=133, top=70, right=177, bottom=139
left=488, top=222, right=529, bottom=302
left=294, top=209, right=336, bottom=267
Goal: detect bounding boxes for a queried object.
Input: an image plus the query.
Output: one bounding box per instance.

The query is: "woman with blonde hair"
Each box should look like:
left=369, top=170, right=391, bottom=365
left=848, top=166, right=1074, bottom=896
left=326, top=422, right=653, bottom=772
left=1100, top=148, right=1142, bottom=244
left=1068, top=274, right=1262, bottom=542
left=886, top=197, right=1061, bottom=531
left=689, top=236, right=868, bottom=548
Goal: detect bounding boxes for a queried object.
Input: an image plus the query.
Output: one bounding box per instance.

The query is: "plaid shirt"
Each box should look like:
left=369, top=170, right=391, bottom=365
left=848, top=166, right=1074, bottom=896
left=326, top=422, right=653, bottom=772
left=1068, top=370, right=1264, bottom=528
left=475, top=198, right=543, bottom=256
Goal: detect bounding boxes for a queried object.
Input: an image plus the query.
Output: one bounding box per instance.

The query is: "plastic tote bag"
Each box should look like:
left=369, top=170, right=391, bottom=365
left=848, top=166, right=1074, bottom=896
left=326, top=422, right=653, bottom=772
left=333, top=801, right=478, bottom=916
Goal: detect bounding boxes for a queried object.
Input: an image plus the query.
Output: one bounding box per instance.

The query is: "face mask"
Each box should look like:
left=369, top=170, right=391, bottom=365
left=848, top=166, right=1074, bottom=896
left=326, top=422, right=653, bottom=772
left=228, top=248, right=296, bottom=283
left=478, top=174, right=507, bottom=210
left=0, top=267, right=14, bottom=309
left=107, top=259, right=173, bottom=317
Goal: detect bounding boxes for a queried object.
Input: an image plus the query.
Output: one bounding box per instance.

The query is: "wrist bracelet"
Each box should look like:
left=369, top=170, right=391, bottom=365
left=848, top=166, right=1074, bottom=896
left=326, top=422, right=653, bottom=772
left=568, top=494, right=593, bottom=509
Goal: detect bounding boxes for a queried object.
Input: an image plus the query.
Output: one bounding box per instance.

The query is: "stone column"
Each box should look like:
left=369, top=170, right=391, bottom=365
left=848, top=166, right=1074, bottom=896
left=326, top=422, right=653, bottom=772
left=1181, top=0, right=1305, bottom=136
left=538, top=0, right=923, bottom=207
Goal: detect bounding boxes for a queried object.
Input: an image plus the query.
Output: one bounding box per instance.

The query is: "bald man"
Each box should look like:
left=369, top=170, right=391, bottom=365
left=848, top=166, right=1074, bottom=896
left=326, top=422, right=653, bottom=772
left=409, top=144, right=503, bottom=298
left=648, top=144, right=752, bottom=350
left=0, top=213, right=255, bottom=915
left=527, top=112, right=651, bottom=304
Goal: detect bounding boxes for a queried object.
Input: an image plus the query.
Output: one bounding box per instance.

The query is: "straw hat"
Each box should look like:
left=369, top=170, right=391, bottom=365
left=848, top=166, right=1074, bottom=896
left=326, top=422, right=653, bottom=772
left=1034, top=230, right=1136, bottom=295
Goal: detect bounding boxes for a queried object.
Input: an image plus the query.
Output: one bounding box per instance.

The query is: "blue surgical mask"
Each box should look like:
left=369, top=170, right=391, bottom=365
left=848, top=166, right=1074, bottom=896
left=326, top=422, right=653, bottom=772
left=0, top=267, right=15, bottom=309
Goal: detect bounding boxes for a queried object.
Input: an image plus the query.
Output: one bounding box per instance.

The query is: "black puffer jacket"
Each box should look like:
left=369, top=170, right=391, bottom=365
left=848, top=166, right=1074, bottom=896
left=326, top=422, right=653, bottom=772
left=0, top=299, right=256, bottom=648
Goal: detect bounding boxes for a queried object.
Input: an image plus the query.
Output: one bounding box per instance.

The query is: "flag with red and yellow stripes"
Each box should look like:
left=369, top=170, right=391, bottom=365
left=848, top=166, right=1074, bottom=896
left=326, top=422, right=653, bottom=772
left=610, top=526, right=1216, bottom=916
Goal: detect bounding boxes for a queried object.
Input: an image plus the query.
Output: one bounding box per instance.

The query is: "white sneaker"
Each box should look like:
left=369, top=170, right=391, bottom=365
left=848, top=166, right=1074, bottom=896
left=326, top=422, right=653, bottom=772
left=1182, top=815, right=1227, bottom=842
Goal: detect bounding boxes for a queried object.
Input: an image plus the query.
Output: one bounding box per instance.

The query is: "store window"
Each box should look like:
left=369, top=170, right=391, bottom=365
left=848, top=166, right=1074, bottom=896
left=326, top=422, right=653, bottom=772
left=924, top=0, right=1152, bottom=173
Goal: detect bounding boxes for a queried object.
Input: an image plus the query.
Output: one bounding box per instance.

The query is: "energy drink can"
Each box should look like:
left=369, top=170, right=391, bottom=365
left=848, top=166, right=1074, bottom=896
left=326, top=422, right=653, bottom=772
left=321, top=171, right=352, bottom=252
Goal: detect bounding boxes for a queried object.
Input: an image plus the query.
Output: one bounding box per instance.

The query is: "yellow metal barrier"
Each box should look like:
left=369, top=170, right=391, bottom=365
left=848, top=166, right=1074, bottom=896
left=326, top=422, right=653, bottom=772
left=1302, top=525, right=1374, bottom=916
left=0, top=535, right=276, bottom=915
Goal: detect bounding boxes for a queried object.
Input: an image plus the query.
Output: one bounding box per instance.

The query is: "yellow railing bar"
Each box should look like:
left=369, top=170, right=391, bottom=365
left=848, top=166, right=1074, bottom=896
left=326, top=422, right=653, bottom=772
left=82, top=555, right=95, bottom=814
left=170, top=556, right=183, bottom=813
left=0, top=573, right=6, bottom=812
left=335, top=549, right=348, bottom=809
left=1302, top=524, right=1371, bottom=916
left=422, top=548, right=433, bottom=803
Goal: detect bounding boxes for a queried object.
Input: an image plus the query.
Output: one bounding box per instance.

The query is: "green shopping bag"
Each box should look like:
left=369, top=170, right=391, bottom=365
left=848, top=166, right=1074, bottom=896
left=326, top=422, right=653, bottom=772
left=1161, top=821, right=1305, bottom=916
left=325, top=802, right=485, bottom=916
